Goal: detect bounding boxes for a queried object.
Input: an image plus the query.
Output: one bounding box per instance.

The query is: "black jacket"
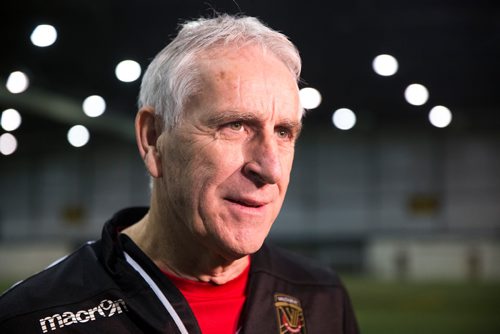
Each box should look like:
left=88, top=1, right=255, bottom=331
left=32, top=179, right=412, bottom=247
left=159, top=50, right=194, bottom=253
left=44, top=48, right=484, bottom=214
left=0, top=208, right=359, bottom=333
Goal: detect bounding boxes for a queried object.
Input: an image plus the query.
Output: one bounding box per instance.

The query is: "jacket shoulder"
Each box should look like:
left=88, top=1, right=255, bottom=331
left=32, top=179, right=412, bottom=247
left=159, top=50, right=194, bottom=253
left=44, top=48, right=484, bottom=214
left=252, top=242, right=342, bottom=286
left=0, top=241, right=115, bottom=322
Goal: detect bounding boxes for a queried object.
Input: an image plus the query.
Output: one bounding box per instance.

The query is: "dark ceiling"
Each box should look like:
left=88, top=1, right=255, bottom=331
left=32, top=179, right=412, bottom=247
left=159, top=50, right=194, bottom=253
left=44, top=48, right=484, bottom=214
left=1, top=0, right=499, bottom=142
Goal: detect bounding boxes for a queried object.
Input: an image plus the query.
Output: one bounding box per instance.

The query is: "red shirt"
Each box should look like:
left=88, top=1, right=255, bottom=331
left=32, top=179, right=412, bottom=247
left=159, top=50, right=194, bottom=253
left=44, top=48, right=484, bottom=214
left=163, top=264, right=250, bottom=334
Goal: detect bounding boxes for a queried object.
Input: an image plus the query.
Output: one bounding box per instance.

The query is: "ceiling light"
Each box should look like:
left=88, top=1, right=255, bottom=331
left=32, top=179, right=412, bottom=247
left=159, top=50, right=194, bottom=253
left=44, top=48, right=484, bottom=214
left=82, top=95, right=106, bottom=117
left=372, top=54, right=398, bottom=76
left=67, top=125, right=90, bottom=147
left=299, top=87, right=322, bottom=110
left=404, top=83, right=429, bottom=106
left=332, top=108, right=356, bottom=130
left=429, top=105, right=452, bottom=128
left=1, top=108, right=22, bottom=131
left=30, top=24, right=58, bottom=47
left=6, top=71, right=29, bottom=94
left=0, top=133, right=18, bottom=155
left=115, top=60, right=141, bottom=82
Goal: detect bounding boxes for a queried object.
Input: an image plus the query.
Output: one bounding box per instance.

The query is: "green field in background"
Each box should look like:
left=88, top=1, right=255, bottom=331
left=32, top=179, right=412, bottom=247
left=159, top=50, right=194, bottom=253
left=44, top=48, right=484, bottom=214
left=343, top=277, right=500, bottom=334
left=2, top=277, right=500, bottom=333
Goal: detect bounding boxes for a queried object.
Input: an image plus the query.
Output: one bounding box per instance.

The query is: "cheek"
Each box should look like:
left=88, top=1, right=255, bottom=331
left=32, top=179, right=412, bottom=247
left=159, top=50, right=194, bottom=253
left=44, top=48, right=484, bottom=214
left=160, top=139, right=207, bottom=211
left=206, top=145, right=245, bottom=179
left=186, top=145, right=245, bottom=204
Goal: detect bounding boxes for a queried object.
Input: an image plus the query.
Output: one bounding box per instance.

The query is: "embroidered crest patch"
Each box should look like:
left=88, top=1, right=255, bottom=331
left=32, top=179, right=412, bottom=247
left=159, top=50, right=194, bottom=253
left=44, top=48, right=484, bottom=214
left=274, top=293, right=306, bottom=334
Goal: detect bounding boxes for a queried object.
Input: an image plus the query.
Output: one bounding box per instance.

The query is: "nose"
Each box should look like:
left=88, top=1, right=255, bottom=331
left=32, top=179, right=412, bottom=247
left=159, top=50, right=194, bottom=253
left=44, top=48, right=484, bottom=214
left=243, top=134, right=282, bottom=186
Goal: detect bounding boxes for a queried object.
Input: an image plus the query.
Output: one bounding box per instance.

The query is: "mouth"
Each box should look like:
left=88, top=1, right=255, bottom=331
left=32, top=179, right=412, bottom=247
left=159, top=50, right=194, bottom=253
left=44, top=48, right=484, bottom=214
left=225, top=197, right=267, bottom=208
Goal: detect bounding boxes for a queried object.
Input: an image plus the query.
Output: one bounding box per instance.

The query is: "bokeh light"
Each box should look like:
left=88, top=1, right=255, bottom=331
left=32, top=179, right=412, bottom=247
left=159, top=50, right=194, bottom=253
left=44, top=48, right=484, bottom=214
left=67, top=125, right=90, bottom=147
left=0, top=133, right=18, bottom=155
left=372, top=54, right=399, bottom=76
left=299, top=87, right=322, bottom=110
left=332, top=108, right=357, bottom=130
left=115, top=60, right=141, bottom=82
left=404, top=83, right=429, bottom=106
left=82, top=95, right=106, bottom=117
left=1, top=109, right=22, bottom=131
left=30, top=24, right=58, bottom=47
left=6, top=71, right=29, bottom=94
left=429, top=105, right=452, bottom=128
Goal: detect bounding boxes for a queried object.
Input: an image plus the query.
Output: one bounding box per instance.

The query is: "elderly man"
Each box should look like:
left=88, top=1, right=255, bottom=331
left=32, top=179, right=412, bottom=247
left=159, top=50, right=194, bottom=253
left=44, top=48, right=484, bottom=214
left=0, top=14, right=358, bottom=333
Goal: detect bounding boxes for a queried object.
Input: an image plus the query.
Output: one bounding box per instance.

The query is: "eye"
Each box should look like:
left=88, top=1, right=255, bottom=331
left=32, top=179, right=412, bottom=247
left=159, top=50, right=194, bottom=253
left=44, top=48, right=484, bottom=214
left=276, top=127, right=291, bottom=139
left=228, top=121, right=244, bottom=131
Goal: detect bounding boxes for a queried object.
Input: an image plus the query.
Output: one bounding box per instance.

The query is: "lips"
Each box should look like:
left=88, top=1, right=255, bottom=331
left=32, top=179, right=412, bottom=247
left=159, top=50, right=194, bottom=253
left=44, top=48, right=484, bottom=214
left=225, top=196, right=268, bottom=208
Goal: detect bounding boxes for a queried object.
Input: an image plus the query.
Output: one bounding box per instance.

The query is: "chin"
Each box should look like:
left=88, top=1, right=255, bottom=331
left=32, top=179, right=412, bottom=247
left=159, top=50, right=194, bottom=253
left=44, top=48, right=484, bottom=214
left=205, top=215, right=274, bottom=259
left=218, top=235, right=266, bottom=260
left=236, top=233, right=269, bottom=255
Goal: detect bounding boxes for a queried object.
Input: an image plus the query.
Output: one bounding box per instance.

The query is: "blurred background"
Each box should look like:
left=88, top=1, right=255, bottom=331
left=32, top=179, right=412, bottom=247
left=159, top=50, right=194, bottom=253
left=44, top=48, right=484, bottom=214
left=1, top=0, right=499, bottom=332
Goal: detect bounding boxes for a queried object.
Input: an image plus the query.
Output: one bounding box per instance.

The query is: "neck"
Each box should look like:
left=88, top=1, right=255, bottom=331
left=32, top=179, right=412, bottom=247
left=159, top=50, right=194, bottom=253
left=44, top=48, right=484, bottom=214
left=122, top=206, right=250, bottom=285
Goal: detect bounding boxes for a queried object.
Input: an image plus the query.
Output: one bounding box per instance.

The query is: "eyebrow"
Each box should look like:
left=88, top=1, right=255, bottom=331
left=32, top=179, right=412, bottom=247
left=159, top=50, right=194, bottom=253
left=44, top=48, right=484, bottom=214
left=205, top=110, right=302, bottom=134
left=279, top=119, right=303, bottom=138
left=205, top=110, right=259, bottom=127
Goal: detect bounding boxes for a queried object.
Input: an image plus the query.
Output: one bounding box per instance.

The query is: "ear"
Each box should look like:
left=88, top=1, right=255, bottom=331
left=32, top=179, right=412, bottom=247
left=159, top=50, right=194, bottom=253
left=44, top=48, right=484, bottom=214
left=135, top=107, right=162, bottom=178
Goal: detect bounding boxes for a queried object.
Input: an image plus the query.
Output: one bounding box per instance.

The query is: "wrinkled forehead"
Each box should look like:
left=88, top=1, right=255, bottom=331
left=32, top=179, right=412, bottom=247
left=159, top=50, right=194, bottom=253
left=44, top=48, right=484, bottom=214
left=197, top=42, right=298, bottom=79
left=191, top=45, right=302, bottom=118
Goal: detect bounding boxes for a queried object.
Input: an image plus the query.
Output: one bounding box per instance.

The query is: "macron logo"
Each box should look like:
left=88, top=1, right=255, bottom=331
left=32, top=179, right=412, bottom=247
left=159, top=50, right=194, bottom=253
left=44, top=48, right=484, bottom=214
left=39, top=298, right=128, bottom=333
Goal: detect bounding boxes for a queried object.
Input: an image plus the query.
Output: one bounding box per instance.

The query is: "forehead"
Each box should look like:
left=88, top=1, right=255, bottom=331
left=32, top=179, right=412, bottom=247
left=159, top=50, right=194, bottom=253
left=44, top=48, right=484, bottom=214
left=190, top=45, right=301, bottom=120
left=198, top=44, right=296, bottom=85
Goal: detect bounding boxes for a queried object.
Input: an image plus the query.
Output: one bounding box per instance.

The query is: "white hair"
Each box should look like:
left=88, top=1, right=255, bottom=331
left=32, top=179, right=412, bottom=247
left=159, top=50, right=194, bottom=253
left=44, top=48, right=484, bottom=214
left=138, top=14, right=302, bottom=130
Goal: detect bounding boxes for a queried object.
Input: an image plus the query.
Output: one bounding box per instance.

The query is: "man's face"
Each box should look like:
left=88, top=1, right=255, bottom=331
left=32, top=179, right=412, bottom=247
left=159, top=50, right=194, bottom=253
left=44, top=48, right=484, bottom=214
left=157, top=45, right=301, bottom=259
